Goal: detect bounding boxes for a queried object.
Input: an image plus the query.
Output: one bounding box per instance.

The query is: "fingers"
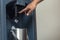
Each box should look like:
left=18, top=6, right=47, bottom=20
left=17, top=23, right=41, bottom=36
left=18, top=7, right=28, bottom=13
left=18, top=7, right=32, bottom=16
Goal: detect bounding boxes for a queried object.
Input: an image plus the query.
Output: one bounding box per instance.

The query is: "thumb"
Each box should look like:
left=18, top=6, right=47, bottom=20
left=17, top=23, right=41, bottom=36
left=26, top=9, right=32, bottom=16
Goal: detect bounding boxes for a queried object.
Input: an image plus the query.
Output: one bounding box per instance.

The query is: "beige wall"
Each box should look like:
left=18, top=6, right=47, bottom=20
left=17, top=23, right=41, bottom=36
left=36, top=0, right=60, bottom=40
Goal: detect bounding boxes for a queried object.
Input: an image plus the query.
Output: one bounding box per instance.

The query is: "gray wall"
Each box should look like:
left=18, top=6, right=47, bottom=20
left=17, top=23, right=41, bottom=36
left=36, top=0, right=60, bottom=40
left=0, top=0, right=1, bottom=26
left=0, top=0, right=7, bottom=40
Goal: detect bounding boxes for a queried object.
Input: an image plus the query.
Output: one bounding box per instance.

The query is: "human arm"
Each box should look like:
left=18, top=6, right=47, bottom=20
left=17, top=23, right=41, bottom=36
left=19, top=0, right=44, bottom=16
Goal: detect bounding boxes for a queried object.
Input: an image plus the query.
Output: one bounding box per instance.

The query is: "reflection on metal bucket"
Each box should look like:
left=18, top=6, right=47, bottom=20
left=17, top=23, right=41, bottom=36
left=11, top=26, right=26, bottom=40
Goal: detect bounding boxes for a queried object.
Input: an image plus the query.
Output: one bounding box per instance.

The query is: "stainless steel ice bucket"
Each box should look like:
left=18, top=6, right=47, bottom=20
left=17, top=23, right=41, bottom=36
left=11, top=26, right=26, bottom=40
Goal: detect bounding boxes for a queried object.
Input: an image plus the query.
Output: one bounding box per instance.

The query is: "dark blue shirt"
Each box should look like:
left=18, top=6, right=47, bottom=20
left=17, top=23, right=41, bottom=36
left=5, top=0, right=32, bottom=6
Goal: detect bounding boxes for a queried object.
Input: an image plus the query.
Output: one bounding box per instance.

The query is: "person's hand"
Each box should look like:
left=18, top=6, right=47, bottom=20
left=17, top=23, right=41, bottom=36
left=18, top=1, right=37, bottom=16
